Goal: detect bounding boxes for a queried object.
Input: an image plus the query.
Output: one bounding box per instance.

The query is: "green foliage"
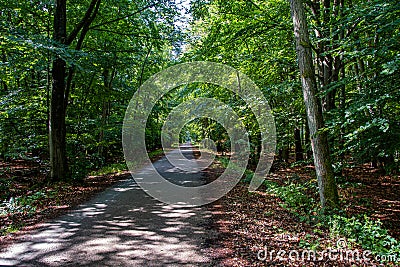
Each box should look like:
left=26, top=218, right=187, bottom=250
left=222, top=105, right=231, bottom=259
left=264, top=177, right=400, bottom=261
left=188, top=0, right=400, bottom=175
left=1, top=224, right=21, bottom=235
left=147, top=148, right=165, bottom=159
left=2, top=0, right=398, bottom=185
left=329, top=215, right=400, bottom=257
left=0, top=0, right=183, bottom=177
left=187, top=0, right=300, bottom=161
left=0, top=188, right=62, bottom=236
left=267, top=179, right=317, bottom=218
left=90, top=163, right=127, bottom=176
left=0, top=190, right=51, bottom=216
left=299, top=234, right=321, bottom=251
left=264, top=177, right=324, bottom=224
left=217, top=155, right=256, bottom=182
left=0, top=176, right=12, bottom=194
left=92, top=149, right=164, bottom=176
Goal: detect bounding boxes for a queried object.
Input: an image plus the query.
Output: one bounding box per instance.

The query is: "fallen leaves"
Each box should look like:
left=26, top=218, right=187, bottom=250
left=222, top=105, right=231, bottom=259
left=203, top=161, right=398, bottom=266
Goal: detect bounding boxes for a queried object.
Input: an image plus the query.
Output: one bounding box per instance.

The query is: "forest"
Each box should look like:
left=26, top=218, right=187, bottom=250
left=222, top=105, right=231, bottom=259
left=0, top=0, right=399, bottom=266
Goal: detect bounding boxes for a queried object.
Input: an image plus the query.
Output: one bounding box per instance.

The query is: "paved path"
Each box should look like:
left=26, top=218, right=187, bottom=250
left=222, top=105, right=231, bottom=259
left=0, top=145, right=215, bottom=266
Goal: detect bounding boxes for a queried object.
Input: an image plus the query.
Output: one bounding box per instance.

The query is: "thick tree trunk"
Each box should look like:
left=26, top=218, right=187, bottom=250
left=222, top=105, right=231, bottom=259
left=289, top=0, right=339, bottom=208
left=49, top=0, right=101, bottom=181
left=49, top=0, right=68, bottom=181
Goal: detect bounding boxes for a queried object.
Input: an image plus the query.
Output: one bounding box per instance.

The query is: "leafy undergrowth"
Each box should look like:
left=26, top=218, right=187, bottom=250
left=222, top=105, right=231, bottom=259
left=205, top=158, right=400, bottom=266
left=0, top=149, right=165, bottom=247
left=267, top=163, right=400, bottom=240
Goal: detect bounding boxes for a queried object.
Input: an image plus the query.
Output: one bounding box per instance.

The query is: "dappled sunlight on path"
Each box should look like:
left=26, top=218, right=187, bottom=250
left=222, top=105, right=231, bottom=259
left=0, top=147, right=214, bottom=266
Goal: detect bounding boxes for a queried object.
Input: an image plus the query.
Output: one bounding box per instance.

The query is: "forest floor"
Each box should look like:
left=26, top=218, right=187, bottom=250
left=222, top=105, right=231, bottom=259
left=0, top=154, right=399, bottom=266
left=203, top=160, right=400, bottom=266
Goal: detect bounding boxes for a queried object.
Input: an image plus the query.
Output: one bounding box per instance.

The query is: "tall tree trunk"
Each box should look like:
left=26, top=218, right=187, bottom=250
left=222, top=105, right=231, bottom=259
left=294, top=128, right=304, bottom=161
left=98, top=67, right=114, bottom=158
left=304, top=117, right=312, bottom=159
left=49, top=0, right=101, bottom=181
left=49, top=0, right=68, bottom=181
left=338, top=0, right=346, bottom=174
left=289, top=0, right=339, bottom=209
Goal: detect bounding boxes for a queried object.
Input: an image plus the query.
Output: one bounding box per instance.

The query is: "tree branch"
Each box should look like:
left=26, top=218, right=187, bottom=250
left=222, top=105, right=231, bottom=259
left=75, top=0, right=102, bottom=50
left=89, top=1, right=160, bottom=29
left=66, top=0, right=100, bottom=45
left=246, top=0, right=262, bottom=10
left=64, top=0, right=102, bottom=108
left=90, top=28, right=174, bottom=41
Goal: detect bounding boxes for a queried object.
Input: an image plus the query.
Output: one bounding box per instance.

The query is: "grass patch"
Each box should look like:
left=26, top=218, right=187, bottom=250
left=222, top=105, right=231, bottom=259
left=90, top=163, right=127, bottom=176
left=91, top=149, right=165, bottom=176
left=148, top=148, right=164, bottom=159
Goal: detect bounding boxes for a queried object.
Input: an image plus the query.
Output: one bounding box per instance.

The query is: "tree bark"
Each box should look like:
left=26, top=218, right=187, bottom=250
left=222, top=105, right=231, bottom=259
left=49, top=0, right=101, bottom=181
left=289, top=0, right=339, bottom=208
left=304, top=117, right=312, bottom=159
left=49, top=0, right=68, bottom=181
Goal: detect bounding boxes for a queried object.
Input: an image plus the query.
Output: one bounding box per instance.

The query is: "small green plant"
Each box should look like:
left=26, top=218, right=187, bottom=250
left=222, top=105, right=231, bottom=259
left=148, top=148, right=164, bottom=159
left=217, top=156, right=257, bottom=185
left=266, top=179, right=317, bottom=221
left=0, top=190, right=48, bottom=216
left=328, top=214, right=400, bottom=256
left=0, top=224, right=22, bottom=235
left=335, top=176, right=364, bottom=189
left=299, top=234, right=321, bottom=250
left=0, top=177, right=12, bottom=199
left=0, top=197, right=36, bottom=215
left=264, top=211, right=273, bottom=217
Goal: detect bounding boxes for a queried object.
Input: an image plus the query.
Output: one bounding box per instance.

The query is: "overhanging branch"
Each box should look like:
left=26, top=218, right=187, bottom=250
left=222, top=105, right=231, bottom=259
left=89, top=1, right=161, bottom=29
left=66, top=0, right=100, bottom=45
